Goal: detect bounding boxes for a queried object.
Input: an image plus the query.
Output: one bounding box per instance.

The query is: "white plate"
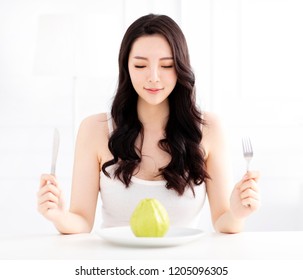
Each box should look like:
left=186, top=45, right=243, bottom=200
left=96, top=226, right=205, bottom=247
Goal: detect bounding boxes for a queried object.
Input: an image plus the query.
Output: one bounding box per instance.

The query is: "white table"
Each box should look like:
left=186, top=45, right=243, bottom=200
left=1, top=230, right=303, bottom=260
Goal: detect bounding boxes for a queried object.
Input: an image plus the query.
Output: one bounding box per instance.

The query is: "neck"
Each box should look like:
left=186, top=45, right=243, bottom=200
left=137, top=99, right=169, bottom=131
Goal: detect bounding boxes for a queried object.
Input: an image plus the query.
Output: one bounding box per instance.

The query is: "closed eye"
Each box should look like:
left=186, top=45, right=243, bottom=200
left=162, top=65, right=173, bottom=68
left=135, top=65, right=146, bottom=68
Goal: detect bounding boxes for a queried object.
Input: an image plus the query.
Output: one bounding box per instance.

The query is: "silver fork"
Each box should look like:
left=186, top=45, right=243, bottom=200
left=242, top=137, right=253, bottom=172
left=242, top=137, right=253, bottom=207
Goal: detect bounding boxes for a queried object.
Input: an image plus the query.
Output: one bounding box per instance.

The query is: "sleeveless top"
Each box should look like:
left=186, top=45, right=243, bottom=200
left=99, top=113, right=207, bottom=228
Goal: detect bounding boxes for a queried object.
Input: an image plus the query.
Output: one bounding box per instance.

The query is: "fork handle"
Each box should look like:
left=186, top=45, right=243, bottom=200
left=246, top=159, right=251, bottom=172
left=245, top=160, right=252, bottom=207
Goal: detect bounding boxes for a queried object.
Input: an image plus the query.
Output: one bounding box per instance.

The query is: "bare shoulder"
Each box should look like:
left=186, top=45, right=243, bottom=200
left=79, top=113, right=109, bottom=132
left=202, top=111, right=225, bottom=135
left=76, top=113, right=110, bottom=149
left=202, top=111, right=222, bottom=126
left=202, top=112, right=227, bottom=156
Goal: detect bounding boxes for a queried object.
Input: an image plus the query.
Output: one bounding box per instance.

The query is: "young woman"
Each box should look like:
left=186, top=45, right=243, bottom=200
left=37, top=14, right=260, bottom=234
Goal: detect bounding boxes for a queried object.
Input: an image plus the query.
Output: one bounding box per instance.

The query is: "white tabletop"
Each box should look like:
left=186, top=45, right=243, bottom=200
left=1, top=230, right=303, bottom=260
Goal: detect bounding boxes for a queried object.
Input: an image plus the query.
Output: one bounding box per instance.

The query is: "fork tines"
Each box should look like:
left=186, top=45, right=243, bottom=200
left=242, top=137, right=253, bottom=172
left=242, top=137, right=253, bottom=157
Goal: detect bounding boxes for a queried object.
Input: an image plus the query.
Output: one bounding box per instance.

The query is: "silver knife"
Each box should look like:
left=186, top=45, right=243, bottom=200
left=50, top=128, right=60, bottom=175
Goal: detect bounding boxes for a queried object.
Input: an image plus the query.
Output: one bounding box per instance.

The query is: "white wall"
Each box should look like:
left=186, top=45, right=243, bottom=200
left=0, top=0, right=303, bottom=234
left=209, top=0, right=303, bottom=231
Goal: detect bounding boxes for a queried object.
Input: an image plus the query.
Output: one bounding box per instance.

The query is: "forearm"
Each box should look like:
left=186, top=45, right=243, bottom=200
left=52, top=210, right=92, bottom=234
left=214, top=210, right=245, bottom=234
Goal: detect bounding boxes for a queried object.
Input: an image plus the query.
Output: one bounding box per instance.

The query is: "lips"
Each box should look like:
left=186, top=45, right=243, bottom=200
left=144, top=87, right=163, bottom=94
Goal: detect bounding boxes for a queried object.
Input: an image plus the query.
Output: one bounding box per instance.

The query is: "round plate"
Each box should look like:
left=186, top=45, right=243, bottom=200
left=96, top=226, right=205, bottom=247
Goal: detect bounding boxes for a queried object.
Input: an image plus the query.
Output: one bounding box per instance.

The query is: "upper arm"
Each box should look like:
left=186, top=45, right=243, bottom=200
left=202, top=112, right=234, bottom=225
left=69, top=113, right=108, bottom=229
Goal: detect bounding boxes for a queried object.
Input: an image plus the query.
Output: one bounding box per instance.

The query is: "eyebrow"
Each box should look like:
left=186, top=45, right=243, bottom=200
left=133, top=56, right=173, bottom=61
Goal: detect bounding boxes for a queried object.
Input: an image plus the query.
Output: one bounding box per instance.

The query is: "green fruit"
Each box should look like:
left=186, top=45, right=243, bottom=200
left=130, top=198, right=170, bottom=237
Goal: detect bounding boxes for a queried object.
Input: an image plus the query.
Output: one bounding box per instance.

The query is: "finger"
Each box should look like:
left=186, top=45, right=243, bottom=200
left=238, top=179, right=259, bottom=193
left=37, top=184, right=61, bottom=198
left=242, top=170, right=260, bottom=183
left=236, top=171, right=260, bottom=189
left=235, top=177, right=252, bottom=191
left=240, top=188, right=260, bottom=201
left=40, top=174, right=58, bottom=188
left=38, top=192, right=59, bottom=206
left=38, top=201, right=58, bottom=214
left=241, top=197, right=260, bottom=210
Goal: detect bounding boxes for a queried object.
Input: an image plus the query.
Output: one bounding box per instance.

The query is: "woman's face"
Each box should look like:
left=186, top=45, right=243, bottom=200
left=128, top=34, right=177, bottom=107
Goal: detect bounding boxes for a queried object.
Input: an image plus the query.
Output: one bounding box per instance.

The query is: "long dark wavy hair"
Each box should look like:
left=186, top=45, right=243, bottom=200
left=102, top=14, right=210, bottom=195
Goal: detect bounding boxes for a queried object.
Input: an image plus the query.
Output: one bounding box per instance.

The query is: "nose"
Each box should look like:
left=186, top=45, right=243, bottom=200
left=148, top=66, right=160, bottom=83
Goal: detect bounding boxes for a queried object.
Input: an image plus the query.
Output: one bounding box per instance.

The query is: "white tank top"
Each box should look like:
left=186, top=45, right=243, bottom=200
left=99, top=114, right=206, bottom=228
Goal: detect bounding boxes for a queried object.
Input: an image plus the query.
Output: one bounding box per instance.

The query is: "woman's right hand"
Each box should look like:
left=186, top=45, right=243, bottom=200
left=37, top=174, right=65, bottom=222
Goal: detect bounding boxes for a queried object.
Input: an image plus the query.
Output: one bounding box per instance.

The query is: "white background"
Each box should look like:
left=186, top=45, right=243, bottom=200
left=0, top=0, right=303, bottom=235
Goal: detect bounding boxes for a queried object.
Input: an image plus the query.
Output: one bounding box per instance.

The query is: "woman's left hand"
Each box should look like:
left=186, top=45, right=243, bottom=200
left=230, top=171, right=261, bottom=219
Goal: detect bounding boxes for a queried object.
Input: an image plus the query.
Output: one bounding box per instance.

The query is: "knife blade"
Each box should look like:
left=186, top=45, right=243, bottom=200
left=50, top=128, right=60, bottom=175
